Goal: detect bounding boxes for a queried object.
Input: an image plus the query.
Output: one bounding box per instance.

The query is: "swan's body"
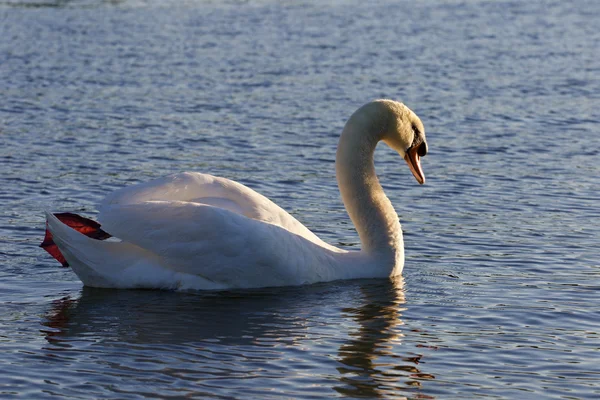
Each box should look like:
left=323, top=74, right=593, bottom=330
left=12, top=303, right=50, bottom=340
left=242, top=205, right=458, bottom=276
left=44, top=100, right=428, bottom=290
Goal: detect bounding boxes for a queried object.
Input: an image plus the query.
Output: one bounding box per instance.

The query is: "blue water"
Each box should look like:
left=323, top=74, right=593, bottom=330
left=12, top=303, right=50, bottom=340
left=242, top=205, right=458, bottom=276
left=1, top=0, right=599, bottom=398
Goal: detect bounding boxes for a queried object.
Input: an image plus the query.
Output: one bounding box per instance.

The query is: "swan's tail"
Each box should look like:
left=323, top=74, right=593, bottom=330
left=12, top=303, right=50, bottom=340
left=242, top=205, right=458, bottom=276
left=41, top=212, right=111, bottom=267
left=42, top=212, right=178, bottom=289
left=42, top=211, right=151, bottom=287
left=43, top=212, right=120, bottom=286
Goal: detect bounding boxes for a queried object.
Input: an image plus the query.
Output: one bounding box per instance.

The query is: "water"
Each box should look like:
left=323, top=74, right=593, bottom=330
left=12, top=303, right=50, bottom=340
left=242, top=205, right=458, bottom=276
left=1, top=0, right=599, bottom=398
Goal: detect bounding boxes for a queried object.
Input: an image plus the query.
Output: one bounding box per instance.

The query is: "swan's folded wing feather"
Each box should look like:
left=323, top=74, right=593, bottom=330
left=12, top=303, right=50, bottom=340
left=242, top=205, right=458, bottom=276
left=98, top=201, right=331, bottom=287
left=99, top=172, right=245, bottom=211
left=98, top=172, right=325, bottom=246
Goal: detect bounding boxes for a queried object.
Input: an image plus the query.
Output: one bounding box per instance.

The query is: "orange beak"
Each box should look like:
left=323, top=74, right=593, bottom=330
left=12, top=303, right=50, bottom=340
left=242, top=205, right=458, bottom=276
left=404, top=146, right=425, bottom=184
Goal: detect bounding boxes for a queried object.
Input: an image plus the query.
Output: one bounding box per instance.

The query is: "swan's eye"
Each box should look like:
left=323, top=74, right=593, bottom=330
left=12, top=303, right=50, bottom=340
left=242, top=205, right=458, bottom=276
left=412, top=124, right=419, bottom=136
left=417, top=141, right=428, bottom=157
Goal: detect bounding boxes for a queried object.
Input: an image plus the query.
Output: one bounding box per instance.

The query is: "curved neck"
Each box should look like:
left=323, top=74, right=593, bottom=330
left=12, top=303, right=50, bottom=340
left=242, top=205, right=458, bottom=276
left=336, top=104, right=404, bottom=267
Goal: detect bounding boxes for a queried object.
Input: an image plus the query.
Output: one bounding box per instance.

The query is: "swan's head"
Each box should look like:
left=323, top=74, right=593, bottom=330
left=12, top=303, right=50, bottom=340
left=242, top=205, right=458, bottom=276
left=378, top=100, right=428, bottom=184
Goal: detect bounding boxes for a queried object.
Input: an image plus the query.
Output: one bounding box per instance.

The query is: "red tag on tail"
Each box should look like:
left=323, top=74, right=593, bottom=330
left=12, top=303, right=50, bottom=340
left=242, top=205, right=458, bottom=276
left=40, top=213, right=112, bottom=267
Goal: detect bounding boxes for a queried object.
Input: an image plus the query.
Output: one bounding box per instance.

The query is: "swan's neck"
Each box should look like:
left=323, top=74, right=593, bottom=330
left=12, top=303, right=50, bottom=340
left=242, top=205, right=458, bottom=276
left=336, top=105, right=404, bottom=268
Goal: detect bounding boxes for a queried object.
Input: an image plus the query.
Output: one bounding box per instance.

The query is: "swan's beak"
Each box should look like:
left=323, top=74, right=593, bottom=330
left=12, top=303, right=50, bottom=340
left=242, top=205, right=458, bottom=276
left=404, top=146, right=425, bottom=184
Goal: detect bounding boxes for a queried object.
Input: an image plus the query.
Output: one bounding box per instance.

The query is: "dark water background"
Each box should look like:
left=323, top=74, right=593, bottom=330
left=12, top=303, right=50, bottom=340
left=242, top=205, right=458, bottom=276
left=1, top=0, right=599, bottom=398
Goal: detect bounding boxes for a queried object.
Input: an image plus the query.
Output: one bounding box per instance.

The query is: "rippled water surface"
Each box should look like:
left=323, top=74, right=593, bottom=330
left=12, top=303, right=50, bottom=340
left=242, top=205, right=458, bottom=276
left=1, top=0, right=599, bottom=398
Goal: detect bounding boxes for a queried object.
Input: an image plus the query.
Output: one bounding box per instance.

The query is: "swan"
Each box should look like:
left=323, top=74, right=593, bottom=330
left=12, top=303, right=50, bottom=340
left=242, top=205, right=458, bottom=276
left=41, top=99, right=428, bottom=290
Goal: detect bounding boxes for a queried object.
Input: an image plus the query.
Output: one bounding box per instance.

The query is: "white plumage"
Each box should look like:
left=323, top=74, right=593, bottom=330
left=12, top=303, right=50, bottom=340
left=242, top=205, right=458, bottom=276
left=46, top=100, right=428, bottom=290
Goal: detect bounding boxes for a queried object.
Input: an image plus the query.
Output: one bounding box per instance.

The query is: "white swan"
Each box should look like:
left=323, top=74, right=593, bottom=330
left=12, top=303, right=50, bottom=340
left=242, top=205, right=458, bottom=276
left=43, top=100, right=428, bottom=290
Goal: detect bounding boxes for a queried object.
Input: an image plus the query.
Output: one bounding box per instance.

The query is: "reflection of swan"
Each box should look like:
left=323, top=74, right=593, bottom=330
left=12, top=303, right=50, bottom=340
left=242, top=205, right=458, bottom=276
left=40, top=280, right=433, bottom=398
left=44, top=100, right=428, bottom=290
left=43, top=286, right=313, bottom=346
left=335, top=277, right=435, bottom=397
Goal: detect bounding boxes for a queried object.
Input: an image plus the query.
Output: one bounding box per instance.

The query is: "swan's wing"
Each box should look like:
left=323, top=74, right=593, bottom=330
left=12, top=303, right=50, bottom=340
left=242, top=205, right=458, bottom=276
left=98, top=172, right=324, bottom=245
left=98, top=201, right=338, bottom=287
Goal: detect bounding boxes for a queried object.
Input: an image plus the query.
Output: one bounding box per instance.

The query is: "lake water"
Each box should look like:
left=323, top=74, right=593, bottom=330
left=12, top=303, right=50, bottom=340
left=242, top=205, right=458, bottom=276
left=1, top=0, right=599, bottom=398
